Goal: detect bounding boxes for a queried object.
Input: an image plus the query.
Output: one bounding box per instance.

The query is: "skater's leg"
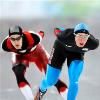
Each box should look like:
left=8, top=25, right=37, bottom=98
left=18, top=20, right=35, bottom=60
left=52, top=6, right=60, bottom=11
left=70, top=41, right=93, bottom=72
left=35, top=57, right=68, bottom=99
left=40, top=64, right=61, bottom=92
left=34, top=44, right=68, bottom=99
left=35, top=41, right=67, bottom=99
left=12, top=63, right=34, bottom=100
left=67, top=60, right=84, bottom=100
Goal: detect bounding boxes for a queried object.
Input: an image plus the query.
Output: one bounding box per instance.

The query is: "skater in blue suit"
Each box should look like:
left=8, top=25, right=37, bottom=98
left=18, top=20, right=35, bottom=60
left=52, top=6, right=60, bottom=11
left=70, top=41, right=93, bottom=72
left=35, top=23, right=99, bottom=100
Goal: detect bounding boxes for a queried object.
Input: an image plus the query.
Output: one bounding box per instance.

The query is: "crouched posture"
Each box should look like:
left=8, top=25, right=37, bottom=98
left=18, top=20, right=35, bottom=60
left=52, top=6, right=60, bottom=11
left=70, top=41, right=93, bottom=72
left=2, top=26, right=68, bottom=100
left=35, top=23, right=99, bottom=100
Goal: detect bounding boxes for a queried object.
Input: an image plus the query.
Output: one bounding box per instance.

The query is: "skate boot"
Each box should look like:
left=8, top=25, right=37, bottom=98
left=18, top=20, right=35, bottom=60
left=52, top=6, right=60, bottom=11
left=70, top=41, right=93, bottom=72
left=34, top=89, right=47, bottom=100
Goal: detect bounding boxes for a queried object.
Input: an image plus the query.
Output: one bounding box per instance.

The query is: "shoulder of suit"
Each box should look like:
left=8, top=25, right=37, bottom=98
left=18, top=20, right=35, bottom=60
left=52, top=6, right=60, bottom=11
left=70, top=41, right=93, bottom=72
left=64, top=28, right=74, bottom=33
left=28, top=31, right=42, bottom=41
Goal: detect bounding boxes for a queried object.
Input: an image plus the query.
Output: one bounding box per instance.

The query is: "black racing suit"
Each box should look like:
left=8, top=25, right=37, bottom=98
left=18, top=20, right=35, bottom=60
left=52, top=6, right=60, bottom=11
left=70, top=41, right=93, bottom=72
left=49, top=28, right=99, bottom=69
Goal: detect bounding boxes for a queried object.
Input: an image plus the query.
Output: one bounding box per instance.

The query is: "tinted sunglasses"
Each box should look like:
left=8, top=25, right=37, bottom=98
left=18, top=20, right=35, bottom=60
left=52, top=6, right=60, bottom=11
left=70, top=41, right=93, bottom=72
left=10, top=36, right=22, bottom=41
left=74, top=33, right=90, bottom=39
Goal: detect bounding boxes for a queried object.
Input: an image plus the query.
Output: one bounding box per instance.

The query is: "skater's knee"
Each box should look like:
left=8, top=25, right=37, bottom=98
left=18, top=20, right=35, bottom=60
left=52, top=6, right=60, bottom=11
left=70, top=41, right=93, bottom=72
left=70, top=80, right=78, bottom=87
left=12, top=63, right=29, bottom=86
left=12, top=63, right=26, bottom=76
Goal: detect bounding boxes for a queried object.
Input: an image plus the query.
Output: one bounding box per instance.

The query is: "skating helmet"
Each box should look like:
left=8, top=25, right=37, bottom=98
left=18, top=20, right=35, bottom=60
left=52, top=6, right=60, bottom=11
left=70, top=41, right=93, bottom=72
left=9, top=26, right=23, bottom=36
left=74, top=23, right=89, bottom=34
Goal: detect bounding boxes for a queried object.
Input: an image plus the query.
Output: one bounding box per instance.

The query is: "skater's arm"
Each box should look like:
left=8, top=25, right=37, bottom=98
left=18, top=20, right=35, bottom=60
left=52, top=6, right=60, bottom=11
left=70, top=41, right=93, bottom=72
left=88, top=34, right=99, bottom=50
left=29, top=31, right=44, bottom=46
left=1, top=37, right=11, bottom=52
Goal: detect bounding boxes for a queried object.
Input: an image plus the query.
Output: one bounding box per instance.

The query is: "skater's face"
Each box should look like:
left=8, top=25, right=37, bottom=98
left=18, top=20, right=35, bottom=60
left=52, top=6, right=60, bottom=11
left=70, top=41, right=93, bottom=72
left=10, top=34, right=22, bottom=49
left=75, top=33, right=90, bottom=47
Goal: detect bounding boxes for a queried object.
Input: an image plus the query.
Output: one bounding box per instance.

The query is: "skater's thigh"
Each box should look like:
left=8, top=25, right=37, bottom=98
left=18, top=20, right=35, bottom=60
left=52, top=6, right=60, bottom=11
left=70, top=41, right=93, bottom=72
left=67, top=52, right=84, bottom=67
left=49, top=39, right=67, bottom=69
left=11, top=53, right=29, bottom=67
